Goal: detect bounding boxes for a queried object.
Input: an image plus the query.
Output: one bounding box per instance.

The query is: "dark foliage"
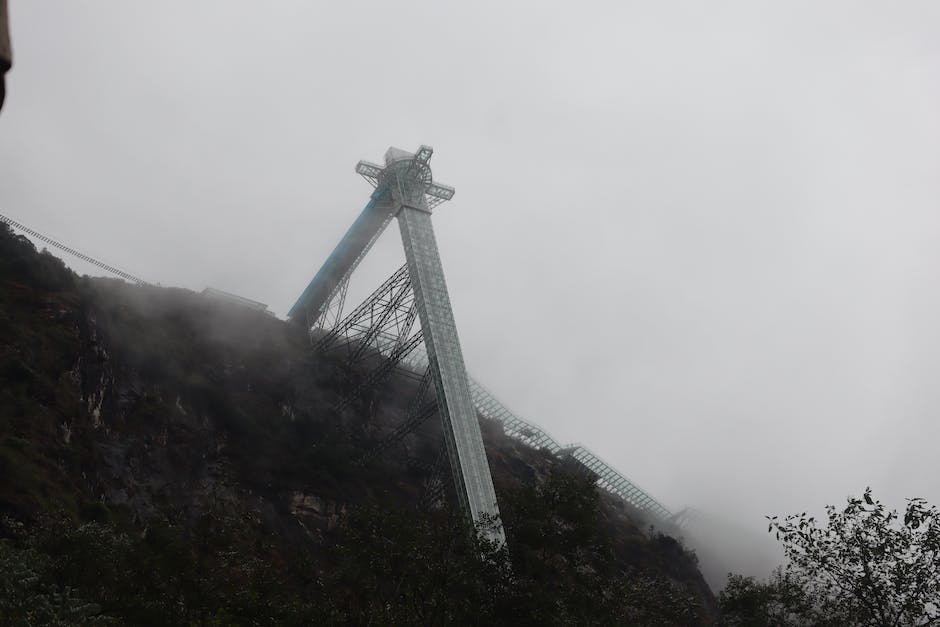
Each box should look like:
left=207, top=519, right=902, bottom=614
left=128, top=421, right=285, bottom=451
left=0, top=222, right=713, bottom=625
left=0, top=482, right=706, bottom=625
left=719, top=489, right=940, bottom=626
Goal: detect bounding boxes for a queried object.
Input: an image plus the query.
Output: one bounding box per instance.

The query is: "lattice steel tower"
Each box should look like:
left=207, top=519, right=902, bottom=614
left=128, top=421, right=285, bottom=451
left=289, top=146, right=504, bottom=544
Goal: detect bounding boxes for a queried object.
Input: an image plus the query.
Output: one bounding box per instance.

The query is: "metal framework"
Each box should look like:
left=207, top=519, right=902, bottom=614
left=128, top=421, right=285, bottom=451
left=288, top=188, right=397, bottom=330
left=564, top=445, right=672, bottom=520
left=309, top=258, right=675, bottom=522
left=316, top=264, right=419, bottom=364
left=470, top=379, right=563, bottom=453
left=290, top=145, right=674, bottom=536
left=0, top=212, right=150, bottom=285
left=292, top=146, right=505, bottom=545
left=469, top=378, right=672, bottom=519
left=358, top=367, right=438, bottom=463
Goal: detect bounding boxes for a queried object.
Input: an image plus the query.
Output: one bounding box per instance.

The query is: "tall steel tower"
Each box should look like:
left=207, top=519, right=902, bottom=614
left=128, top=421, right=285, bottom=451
left=289, top=146, right=504, bottom=543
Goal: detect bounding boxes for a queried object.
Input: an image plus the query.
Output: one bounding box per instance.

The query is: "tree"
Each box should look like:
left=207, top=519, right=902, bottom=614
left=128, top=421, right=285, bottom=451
left=721, top=489, right=940, bottom=626
left=500, top=468, right=705, bottom=625
left=322, top=504, right=512, bottom=625
left=718, top=568, right=823, bottom=627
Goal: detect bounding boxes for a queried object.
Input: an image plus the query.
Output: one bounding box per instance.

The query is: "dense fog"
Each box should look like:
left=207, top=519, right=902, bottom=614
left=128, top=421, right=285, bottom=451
left=2, top=1, right=938, bottom=580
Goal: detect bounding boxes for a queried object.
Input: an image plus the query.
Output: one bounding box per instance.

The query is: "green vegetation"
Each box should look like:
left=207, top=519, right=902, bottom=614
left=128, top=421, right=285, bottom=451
left=719, top=489, right=940, bottom=626
left=0, top=221, right=712, bottom=624
left=0, top=473, right=706, bottom=625
left=8, top=208, right=936, bottom=624
left=9, top=221, right=936, bottom=625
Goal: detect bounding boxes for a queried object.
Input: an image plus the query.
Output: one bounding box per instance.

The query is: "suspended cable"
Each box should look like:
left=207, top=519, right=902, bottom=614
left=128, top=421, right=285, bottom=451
left=0, top=211, right=150, bottom=285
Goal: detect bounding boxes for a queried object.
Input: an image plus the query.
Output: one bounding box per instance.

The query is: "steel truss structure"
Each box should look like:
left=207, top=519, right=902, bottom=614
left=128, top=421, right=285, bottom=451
left=290, top=145, right=673, bottom=534
left=292, top=146, right=504, bottom=545
left=358, top=366, right=436, bottom=464
left=0, top=212, right=150, bottom=285
left=308, top=260, right=674, bottom=522
left=470, top=378, right=672, bottom=520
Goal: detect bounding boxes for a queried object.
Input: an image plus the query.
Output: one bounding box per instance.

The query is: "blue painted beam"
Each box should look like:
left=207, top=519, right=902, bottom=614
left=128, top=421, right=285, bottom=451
left=287, top=188, right=392, bottom=321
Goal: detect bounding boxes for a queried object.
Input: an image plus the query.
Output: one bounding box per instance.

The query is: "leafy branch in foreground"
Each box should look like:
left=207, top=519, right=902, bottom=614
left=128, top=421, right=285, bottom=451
left=721, top=489, right=940, bottom=626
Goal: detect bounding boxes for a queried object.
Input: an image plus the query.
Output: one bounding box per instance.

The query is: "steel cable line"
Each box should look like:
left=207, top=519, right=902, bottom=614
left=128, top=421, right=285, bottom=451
left=0, top=211, right=150, bottom=285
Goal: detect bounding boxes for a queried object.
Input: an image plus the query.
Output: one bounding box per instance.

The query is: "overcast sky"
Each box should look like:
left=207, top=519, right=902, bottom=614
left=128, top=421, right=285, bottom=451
left=2, top=1, right=939, bottom=578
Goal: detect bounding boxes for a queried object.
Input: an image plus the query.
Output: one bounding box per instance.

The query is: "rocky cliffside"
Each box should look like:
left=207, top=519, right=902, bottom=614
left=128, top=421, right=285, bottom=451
left=0, top=222, right=715, bottom=624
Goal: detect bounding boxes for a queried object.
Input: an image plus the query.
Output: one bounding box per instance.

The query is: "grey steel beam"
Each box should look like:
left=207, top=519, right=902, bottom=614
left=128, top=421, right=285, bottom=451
left=383, top=148, right=504, bottom=545
left=293, top=145, right=675, bottom=532
left=314, top=262, right=675, bottom=524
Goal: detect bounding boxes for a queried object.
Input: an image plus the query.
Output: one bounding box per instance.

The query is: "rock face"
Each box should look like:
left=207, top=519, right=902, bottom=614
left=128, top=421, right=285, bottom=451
left=1, top=223, right=352, bottom=536
left=0, top=223, right=716, bottom=621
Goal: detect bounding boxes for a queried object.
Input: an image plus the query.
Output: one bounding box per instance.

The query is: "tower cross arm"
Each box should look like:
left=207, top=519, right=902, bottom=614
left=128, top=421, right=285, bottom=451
left=355, top=160, right=385, bottom=186
left=359, top=146, right=456, bottom=209
left=426, top=182, right=456, bottom=201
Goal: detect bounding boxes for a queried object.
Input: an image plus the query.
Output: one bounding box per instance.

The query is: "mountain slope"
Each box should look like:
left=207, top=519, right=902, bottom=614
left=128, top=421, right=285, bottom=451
left=0, top=222, right=715, bottom=625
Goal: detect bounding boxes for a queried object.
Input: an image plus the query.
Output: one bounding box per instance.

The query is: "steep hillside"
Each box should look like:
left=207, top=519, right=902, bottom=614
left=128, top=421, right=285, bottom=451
left=0, top=222, right=715, bottom=625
